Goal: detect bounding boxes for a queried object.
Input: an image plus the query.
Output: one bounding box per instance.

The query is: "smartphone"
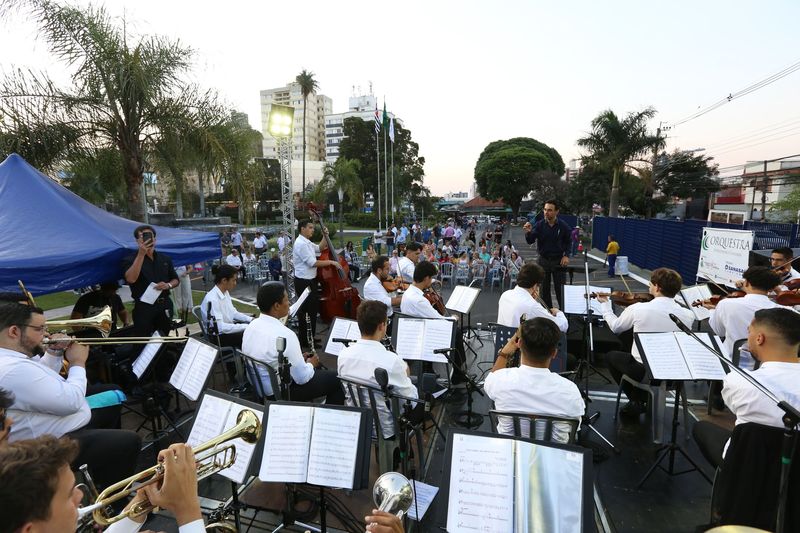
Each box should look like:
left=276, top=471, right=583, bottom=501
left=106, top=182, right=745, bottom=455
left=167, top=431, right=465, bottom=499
left=141, top=231, right=154, bottom=244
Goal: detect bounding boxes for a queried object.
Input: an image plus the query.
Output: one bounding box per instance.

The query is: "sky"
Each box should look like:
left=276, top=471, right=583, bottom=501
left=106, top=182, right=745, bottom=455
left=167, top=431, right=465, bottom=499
left=1, top=0, right=799, bottom=195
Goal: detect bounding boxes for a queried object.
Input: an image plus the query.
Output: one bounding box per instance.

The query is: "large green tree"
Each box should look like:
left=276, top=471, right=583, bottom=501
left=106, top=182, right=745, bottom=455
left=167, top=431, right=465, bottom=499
left=577, top=108, right=663, bottom=218
left=0, top=0, right=222, bottom=221
left=474, top=137, right=564, bottom=218
left=295, top=69, right=318, bottom=201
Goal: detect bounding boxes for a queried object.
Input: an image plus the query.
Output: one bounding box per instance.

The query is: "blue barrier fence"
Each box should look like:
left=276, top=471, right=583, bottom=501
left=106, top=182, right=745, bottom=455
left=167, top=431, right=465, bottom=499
left=591, top=217, right=800, bottom=283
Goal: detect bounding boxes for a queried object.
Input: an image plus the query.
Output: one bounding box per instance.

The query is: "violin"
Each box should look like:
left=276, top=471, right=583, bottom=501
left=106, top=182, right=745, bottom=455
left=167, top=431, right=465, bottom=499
left=691, top=291, right=746, bottom=308
left=784, top=278, right=800, bottom=291
left=382, top=276, right=410, bottom=293
left=424, top=284, right=447, bottom=316
left=588, top=291, right=654, bottom=307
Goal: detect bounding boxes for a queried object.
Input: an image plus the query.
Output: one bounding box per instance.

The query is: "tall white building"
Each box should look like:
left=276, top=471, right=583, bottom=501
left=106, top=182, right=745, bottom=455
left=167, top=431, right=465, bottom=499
left=260, top=82, right=332, bottom=164
left=325, top=94, right=399, bottom=163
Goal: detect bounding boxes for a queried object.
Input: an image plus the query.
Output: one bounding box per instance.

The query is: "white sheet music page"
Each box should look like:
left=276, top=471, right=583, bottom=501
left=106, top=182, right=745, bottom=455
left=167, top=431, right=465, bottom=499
left=169, top=337, right=200, bottom=391
left=447, top=433, right=515, bottom=533
left=132, top=331, right=162, bottom=378
left=676, top=332, right=727, bottom=380
left=406, top=480, right=439, bottom=521
left=307, top=408, right=362, bottom=489
left=216, top=406, right=264, bottom=484
left=187, top=394, right=229, bottom=448
left=324, top=318, right=360, bottom=356
left=180, top=342, right=218, bottom=401
left=259, top=404, right=313, bottom=483
left=140, top=282, right=162, bottom=305
left=637, top=333, right=692, bottom=380
left=395, top=318, right=425, bottom=360
left=288, top=287, right=311, bottom=319
left=445, top=286, right=480, bottom=314
left=680, top=285, right=712, bottom=321
left=421, top=319, right=455, bottom=363
left=563, top=285, right=609, bottom=315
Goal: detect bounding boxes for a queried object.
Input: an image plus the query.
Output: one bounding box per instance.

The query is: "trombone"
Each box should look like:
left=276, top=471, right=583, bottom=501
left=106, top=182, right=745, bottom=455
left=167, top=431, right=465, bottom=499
left=45, top=305, right=188, bottom=345
left=91, top=409, right=262, bottom=526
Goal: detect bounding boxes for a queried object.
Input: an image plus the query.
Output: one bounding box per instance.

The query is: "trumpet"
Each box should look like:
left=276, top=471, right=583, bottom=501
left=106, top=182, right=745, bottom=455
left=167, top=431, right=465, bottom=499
left=92, top=409, right=262, bottom=526
left=373, top=472, right=414, bottom=519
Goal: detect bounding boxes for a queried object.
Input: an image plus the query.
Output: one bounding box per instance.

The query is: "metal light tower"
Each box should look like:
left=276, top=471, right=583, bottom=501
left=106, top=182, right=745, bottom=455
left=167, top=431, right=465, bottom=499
left=268, top=104, right=296, bottom=300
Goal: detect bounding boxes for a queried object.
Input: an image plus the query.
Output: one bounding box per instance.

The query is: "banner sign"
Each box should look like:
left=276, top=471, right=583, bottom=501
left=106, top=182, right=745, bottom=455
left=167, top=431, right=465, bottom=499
left=697, top=227, right=754, bottom=286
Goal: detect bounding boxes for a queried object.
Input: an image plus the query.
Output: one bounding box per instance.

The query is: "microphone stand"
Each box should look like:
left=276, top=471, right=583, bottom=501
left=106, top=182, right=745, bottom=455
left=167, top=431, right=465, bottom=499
left=668, top=314, right=800, bottom=533
left=435, top=347, right=484, bottom=428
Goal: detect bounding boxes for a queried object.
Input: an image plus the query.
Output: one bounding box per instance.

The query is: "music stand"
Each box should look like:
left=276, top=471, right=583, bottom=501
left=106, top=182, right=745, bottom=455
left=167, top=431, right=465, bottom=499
left=448, top=283, right=484, bottom=347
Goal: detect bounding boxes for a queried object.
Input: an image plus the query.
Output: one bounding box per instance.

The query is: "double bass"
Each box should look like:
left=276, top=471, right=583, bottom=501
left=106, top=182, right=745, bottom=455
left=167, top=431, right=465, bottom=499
left=308, top=204, right=361, bottom=322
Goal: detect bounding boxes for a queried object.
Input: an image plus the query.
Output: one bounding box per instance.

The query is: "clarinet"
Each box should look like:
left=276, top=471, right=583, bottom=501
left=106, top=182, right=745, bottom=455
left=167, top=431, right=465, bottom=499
left=304, top=313, right=327, bottom=370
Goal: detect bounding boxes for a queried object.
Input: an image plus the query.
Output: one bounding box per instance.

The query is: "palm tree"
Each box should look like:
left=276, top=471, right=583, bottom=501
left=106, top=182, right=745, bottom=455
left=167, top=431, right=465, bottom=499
left=295, top=69, right=319, bottom=201
left=577, top=108, right=663, bottom=217
left=0, top=0, right=220, bottom=221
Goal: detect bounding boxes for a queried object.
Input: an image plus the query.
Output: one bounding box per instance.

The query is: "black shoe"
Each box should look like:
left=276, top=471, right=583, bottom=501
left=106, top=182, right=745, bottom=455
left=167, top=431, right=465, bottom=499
left=620, top=401, right=646, bottom=417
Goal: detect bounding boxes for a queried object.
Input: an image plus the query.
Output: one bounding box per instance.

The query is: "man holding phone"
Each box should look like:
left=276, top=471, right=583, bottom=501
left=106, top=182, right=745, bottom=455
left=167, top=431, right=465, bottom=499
left=123, top=225, right=179, bottom=337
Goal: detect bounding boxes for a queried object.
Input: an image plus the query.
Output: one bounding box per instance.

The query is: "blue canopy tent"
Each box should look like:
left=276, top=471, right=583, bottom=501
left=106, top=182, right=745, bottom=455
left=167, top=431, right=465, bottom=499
left=0, top=153, right=221, bottom=295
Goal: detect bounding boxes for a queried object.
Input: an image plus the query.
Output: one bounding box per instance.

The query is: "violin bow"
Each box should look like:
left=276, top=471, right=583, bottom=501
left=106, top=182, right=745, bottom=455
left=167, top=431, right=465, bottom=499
left=618, top=274, right=634, bottom=296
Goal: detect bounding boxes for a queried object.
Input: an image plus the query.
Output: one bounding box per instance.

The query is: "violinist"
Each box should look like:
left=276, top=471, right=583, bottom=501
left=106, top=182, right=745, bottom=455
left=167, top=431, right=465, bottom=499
left=704, top=266, right=783, bottom=356
left=293, top=219, right=342, bottom=350
left=770, top=247, right=800, bottom=286
left=362, top=256, right=403, bottom=317
left=599, top=268, right=695, bottom=417
left=398, top=241, right=422, bottom=284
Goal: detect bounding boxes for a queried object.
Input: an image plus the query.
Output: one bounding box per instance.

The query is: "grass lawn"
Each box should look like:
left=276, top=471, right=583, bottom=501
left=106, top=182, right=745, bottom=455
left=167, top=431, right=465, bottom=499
left=33, top=291, right=81, bottom=310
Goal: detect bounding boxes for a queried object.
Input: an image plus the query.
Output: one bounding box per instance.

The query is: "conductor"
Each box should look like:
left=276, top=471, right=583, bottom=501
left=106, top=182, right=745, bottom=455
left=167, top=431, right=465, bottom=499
left=523, top=199, right=571, bottom=308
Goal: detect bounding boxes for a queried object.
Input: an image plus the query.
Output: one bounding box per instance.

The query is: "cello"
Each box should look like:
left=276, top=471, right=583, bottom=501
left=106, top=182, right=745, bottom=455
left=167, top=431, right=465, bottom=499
left=308, top=204, right=361, bottom=322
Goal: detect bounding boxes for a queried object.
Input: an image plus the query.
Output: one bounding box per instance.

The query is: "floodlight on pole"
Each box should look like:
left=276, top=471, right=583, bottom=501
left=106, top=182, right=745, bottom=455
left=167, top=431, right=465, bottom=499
left=268, top=103, right=296, bottom=300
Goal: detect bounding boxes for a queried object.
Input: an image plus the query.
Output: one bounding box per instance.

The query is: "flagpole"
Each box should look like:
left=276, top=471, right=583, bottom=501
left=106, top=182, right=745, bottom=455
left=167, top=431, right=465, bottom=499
left=391, top=134, right=394, bottom=220
left=376, top=124, right=381, bottom=235
left=383, top=99, right=389, bottom=230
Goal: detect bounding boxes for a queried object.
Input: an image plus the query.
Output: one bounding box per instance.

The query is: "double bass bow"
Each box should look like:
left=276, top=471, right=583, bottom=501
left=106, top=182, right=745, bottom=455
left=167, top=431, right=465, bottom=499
left=307, top=204, right=362, bottom=322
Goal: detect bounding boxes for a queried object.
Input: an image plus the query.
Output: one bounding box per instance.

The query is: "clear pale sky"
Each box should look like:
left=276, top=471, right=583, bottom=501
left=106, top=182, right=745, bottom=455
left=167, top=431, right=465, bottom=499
left=2, top=0, right=799, bottom=195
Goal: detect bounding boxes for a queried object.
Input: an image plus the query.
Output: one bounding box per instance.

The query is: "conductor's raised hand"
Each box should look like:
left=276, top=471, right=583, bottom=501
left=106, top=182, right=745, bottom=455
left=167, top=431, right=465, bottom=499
left=523, top=222, right=532, bottom=233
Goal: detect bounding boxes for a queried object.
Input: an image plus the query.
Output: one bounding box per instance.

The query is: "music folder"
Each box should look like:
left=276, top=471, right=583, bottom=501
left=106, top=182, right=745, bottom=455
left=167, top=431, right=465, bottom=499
left=258, top=401, right=371, bottom=490
left=324, top=317, right=360, bottom=356
left=442, top=430, right=592, bottom=533
left=562, top=285, right=610, bottom=316
left=391, top=314, right=456, bottom=363
left=634, top=331, right=727, bottom=381
left=445, top=285, right=481, bottom=314
left=677, top=284, right=713, bottom=322
left=187, top=390, right=266, bottom=485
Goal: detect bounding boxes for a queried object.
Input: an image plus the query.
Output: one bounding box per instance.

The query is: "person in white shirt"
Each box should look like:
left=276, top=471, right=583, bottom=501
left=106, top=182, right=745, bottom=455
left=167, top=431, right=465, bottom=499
left=704, top=266, right=783, bottom=356
left=0, top=302, right=140, bottom=488
left=398, top=242, right=421, bottom=284
left=497, top=262, right=568, bottom=332
left=735, top=247, right=800, bottom=290
left=200, top=265, right=253, bottom=348
left=337, top=300, right=420, bottom=437
left=293, top=219, right=341, bottom=350
left=242, top=247, right=256, bottom=263
left=225, top=248, right=243, bottom=278
left=253, top=230, right=268, bottom=256
left=363, top=256, right=403, bottom=316
left=0, top=388, right=14, bottom=447
left=597, top=268, right=695, bottom=416
left=242, top=282, right=344, bottom=404
left=230, top=226, right=243, bottom=253
left=0, top=437, right=206, bottom=533
left=485, top=317, right=585, bottom=442
left=388, top=249, right=400, bottom=276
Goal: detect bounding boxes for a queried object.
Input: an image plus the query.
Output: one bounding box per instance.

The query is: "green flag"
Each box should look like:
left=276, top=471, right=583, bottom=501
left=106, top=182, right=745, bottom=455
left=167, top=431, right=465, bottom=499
left=382, top=101, right=389, bottom=130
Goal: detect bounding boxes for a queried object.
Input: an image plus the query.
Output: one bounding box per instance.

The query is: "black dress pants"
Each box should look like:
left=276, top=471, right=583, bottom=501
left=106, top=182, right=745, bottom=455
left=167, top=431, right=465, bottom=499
left=69, top=428, right=141, bottom=489
left=607, top=350, right=648, bottom=402
left=289, top=368, right=345, bottom=405
left=294, top=277, right=319, bottom=349
left=132, top=300, right=173, bottom=337
left=214, top=331, right=244, bottom=380
left=537, top=255, right=566, bottom=309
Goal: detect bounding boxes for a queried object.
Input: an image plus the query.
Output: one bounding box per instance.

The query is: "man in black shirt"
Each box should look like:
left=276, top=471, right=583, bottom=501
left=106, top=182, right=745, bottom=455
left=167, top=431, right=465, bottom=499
left=70, top=281, right=129, bottom=333
left=523, top=199, right=571, bottom=308
left=123, top=225, right=179, bottom=337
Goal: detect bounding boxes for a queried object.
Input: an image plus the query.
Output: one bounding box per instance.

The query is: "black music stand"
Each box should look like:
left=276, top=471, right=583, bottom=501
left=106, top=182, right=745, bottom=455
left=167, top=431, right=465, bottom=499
left=435, top=347, right=484, bottom=428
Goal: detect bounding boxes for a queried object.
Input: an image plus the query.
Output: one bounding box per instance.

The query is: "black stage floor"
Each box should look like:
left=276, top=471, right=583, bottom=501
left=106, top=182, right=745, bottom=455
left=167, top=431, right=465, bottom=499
left=125, top=225, right=729, bottom=532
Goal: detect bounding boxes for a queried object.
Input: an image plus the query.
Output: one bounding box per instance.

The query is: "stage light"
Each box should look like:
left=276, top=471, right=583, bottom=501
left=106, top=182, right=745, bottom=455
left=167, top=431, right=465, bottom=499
left=268, top=104, right=295, bottom=138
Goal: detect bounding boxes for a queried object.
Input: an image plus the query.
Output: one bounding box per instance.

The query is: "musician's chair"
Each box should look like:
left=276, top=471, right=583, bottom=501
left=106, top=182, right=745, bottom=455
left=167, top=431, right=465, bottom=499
left=488, top=410, right=579, bottom=444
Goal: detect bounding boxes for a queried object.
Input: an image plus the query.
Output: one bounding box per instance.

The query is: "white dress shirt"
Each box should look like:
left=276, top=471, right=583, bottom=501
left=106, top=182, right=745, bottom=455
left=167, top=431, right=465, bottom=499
left=398, top=256, right=415, bottom=283
left=600, top=296, right=695, bottom=362
left=484, top=365, right=585, bottom=442
left=0, top=347, right=90, bottom=442
left=293, top=234, right=320, bottom=280
left=709, top=294, right=783, bottom=355
left=400, top=285, right=443, bottom=319
left=363, top=273, right=394, bottom=316
left=242, top=314, right=315, bottom=395
left=253, top=235, right=268, bottom=249
left=782, top=267, right=800, bottom=283
left=107, top=517, right=205, bottom=533
left=497, top=285, right=568, bottom=332
left=200, top=286, right=253, bottom=335
left=225, top=254, right=242, bottom=268
left=388, top=256, right=400, bottom=275
left=337, top=339, right=418, bottom=437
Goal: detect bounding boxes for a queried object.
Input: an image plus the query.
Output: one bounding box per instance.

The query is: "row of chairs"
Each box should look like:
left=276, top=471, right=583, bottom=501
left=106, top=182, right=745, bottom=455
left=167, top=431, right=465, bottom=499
left=437, top=262, right=517, bottom=291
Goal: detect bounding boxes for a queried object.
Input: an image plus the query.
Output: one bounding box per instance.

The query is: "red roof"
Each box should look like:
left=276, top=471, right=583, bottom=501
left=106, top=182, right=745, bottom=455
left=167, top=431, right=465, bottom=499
left=461, top=196, right=506, bottom=208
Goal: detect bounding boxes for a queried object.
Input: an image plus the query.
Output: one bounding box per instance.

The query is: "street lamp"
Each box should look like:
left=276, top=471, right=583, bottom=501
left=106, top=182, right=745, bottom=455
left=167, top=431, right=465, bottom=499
left=338, top=187, right=344, bottom=250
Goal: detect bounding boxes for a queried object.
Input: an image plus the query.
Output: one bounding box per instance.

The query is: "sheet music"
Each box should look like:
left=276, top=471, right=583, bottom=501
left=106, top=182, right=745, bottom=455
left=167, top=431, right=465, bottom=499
left=218, top=406, right=264, bottom=484
left=447, top=433, right=515, bottom=533
left=421, top=319, right=455, bottom=363
left=288, top=287, right=311, bottom=319
left=132, top=332, right=162, bottom=378
left=407, top=480, right=439, bottom=521
left=169, top=338, right=218, bottom=401
left=679, top=285, right=712, bottom=321
left=324, top=318, right=360, bottom=356
left=445, top=286, right=480, bottom=314
left=395, top=318, right=426, bottom=360
left=139, top=282, right=162, bottom=305
left=259, top=404, right=313, bottom=483
left=676, top=332, right=727, bottom=381
left=562, top=285, right=610, bottom=315
left=307, top=408, right=362, bottom=489
left=187, top=394, right=228, bottom=447
left=636, top=333, right=692, bottom=380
